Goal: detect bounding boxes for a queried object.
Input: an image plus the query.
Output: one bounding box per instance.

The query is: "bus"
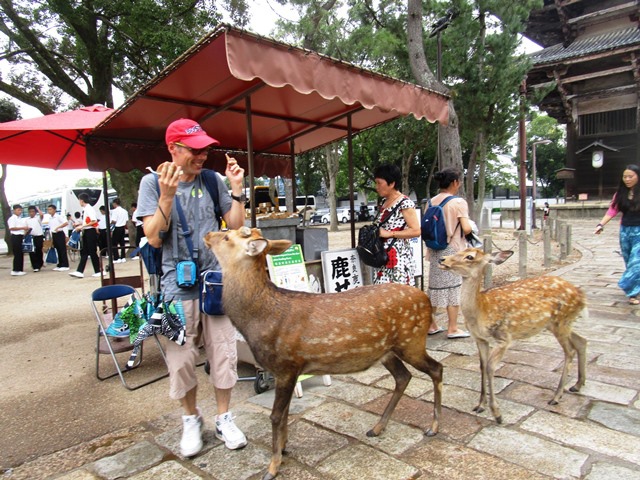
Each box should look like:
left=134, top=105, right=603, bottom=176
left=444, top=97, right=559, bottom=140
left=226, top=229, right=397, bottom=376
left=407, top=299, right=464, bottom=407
left=278, top=195, right=317, bottom=213
left=10, top=187, right=106, bottom=222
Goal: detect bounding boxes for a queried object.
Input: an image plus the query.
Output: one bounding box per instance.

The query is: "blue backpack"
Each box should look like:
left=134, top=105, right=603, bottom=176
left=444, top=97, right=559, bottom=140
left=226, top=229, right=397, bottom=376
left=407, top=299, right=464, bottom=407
left=421, top=195, right=457, bottom=250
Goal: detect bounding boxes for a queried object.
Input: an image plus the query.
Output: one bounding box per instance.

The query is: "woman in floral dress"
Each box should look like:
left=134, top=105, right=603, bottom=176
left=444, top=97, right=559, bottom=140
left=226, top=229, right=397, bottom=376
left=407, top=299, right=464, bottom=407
left=372, top=164, right=421, bottom=286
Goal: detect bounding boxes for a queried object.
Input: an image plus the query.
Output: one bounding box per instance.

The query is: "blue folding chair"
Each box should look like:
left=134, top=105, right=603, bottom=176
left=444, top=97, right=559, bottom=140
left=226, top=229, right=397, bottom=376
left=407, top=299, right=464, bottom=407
left=91, top=284, right=168, bottom=390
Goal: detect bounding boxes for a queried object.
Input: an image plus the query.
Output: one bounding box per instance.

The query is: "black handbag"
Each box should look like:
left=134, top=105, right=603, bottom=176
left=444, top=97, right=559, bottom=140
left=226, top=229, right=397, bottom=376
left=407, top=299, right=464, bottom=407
left=356, top=200, right=402, bottom=268
left=357, top=225, right=393, bottom=268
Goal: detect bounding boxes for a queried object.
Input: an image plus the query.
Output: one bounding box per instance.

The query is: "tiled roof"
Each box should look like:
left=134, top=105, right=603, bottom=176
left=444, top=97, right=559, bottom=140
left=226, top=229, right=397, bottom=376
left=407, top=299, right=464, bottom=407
left=530, top=26, right=640, bottom=65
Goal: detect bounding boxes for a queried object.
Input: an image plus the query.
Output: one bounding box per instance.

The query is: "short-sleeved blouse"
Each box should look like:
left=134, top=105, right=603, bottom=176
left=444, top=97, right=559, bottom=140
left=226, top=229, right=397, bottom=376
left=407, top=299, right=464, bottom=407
left=373, top=195, right=416, bottom=286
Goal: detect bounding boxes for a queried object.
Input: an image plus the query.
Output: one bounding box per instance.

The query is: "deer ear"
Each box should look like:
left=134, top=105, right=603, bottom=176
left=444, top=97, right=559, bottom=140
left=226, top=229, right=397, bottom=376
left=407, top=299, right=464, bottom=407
left=490, top=250, right=514, bottom=265
left=246, top=238, right=268, bottom=256
left=267, top=239, right=292, bottom=255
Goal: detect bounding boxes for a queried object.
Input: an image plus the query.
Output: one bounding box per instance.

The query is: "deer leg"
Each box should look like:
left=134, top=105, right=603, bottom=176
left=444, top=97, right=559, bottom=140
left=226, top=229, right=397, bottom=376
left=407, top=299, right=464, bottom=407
left=473, top=339, right=490, bottom=415
left=402, top=348, right=443, bottom=436
left=486, top=341, right=510, bottom=424
left=263, top=376, right=297, bottom=480
left=568, top=332, right=587, bottom=393
left=367, top=354, right=411, bottom=437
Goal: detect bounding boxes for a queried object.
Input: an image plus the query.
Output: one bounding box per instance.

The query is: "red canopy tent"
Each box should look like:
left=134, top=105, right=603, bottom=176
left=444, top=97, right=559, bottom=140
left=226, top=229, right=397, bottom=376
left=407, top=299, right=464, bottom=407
left=87, top=25, right=449, bottom=234
left=87, top=25, right=448, bottom=175
left=0, top=105, right=114, bottom=170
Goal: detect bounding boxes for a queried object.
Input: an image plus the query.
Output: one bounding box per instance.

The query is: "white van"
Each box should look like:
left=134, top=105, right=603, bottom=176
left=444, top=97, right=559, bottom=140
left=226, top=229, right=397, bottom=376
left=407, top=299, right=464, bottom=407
left=278, top=195, right=317, bottom=213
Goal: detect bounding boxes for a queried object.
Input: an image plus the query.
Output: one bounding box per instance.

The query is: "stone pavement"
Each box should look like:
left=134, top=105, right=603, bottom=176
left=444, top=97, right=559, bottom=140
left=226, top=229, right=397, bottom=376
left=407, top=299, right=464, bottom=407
left=8, top=219, right=640, bottom=480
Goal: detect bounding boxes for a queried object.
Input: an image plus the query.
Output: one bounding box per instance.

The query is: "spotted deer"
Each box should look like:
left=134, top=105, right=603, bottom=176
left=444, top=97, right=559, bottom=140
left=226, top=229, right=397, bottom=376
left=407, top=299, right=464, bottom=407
left=439, top=247, right=587, bottom=424
left=204, top=227, right=443, bottom=480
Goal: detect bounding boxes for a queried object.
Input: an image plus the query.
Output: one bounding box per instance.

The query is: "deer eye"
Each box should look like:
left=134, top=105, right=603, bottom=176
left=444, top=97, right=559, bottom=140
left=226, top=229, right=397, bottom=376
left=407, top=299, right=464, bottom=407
left=465, top=255, right=474, bottom=260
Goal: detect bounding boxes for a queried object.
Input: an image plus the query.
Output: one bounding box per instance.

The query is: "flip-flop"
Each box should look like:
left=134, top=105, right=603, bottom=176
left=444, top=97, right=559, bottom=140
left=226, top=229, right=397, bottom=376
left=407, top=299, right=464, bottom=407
left=447, top=331, right=471, bottom=339
left=428, top=327, right=445, bottom=335
left=630, top=297, right=640, bottom=305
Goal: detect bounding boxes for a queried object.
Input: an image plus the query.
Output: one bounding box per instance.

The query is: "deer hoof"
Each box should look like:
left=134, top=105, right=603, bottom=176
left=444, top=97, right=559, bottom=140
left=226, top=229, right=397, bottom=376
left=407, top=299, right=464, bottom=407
left=472, top=406, right=485, bottom=414
left=569, top=385, right=580, bottom=393
left=548, top=399, right=559, bottom=406
left=366, top=429, right=379, bottom=438
left=425, top=428, right=437, bottom=437
left=495, top=415, right=503, bottom=424
left=262, top=472, right=277, bottom=480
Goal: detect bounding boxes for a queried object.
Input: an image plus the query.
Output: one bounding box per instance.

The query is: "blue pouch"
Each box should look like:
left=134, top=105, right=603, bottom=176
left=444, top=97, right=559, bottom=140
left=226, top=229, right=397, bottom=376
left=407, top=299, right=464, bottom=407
left=200, top=270, right=224, bottom=315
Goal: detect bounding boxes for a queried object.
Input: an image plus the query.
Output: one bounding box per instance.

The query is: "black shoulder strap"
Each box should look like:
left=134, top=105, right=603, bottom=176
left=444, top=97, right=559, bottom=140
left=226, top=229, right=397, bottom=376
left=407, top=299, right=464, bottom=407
left=200, top=169, right=223, bottom=226
left=376, top=196, right=404, bottom=227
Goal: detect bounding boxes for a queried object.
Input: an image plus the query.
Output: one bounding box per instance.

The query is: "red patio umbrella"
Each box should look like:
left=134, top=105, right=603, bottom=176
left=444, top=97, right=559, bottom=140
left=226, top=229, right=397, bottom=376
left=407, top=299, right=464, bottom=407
left=0, top=105, right=114, bottom=170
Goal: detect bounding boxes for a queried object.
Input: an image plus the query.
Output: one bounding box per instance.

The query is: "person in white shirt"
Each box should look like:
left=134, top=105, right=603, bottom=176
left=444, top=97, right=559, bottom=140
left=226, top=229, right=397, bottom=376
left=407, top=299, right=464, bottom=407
left=26, top=206, right=44, bottom=272
left=47, top=204, right=69, bottom=271
left=97, top=205, right=108, bottom=256
left=131, top=202, right=144, bottom=259
left=110, top=198, right=129, bottom=263
left=69, top=193, right=101, bottom=278
left=7, top=204, right=29, bottom=276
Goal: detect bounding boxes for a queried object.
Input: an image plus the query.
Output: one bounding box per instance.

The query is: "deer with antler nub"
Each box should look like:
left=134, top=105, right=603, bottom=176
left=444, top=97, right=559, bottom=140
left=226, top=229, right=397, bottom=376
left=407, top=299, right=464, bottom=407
left=439, top=247, right=587, bottom=424
left=204, top=227, right=443, bottom=480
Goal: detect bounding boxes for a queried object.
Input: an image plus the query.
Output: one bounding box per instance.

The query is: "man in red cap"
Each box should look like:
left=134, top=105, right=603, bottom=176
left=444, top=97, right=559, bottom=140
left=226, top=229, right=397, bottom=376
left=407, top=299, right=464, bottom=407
left=136, top=119, right=248, bottom=457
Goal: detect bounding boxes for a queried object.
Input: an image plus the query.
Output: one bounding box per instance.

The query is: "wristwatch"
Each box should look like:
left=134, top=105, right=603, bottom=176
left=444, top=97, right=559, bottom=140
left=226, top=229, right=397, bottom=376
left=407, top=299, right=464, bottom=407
left=230, top=192, right=247, bottom=203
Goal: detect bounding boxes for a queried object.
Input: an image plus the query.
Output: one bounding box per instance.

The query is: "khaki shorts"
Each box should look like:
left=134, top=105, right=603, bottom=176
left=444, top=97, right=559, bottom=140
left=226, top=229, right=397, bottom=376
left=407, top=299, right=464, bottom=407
left=165, top=299, right=238, bottom=400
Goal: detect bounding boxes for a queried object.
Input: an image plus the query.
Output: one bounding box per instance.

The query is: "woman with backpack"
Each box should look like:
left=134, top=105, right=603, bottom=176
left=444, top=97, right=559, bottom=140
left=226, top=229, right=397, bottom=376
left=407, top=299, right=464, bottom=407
left=426, top=168, right=472, bottom=339
left=372, top=163, right=421, bottom=286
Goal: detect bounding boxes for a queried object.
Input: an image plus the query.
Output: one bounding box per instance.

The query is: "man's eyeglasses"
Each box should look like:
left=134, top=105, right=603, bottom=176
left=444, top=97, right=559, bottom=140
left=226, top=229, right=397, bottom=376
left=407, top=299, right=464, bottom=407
left=174, top=142, right=213, bottom=156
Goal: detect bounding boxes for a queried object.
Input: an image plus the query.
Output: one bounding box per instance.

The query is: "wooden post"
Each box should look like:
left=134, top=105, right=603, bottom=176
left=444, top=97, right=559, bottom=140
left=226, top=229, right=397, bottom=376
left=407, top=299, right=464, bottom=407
left=543, top=226, right=551, bottom=268
left=566, top=224, right=572, bottom=257
left=560, top=223, right=567, bottom=260
left=483, top=234, right=492, bottom=289
left=518, top=231, right=527, bottom=279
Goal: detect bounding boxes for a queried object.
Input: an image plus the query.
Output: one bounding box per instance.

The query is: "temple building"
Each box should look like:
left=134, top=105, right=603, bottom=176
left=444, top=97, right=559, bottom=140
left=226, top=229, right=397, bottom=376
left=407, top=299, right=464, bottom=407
left=525, top=0, right=639, bottom=199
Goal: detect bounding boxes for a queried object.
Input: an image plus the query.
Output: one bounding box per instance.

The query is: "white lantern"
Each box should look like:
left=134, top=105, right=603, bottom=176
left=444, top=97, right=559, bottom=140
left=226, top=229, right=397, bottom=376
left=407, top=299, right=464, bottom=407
left=592, top=150, right=604, bottom=168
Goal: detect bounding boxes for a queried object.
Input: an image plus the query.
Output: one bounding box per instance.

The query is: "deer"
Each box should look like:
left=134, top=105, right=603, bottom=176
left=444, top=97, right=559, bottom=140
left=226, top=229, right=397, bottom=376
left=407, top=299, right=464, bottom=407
left=204, top=227, right=443, bottom=480
left=438, top=247, right=587, bottom=424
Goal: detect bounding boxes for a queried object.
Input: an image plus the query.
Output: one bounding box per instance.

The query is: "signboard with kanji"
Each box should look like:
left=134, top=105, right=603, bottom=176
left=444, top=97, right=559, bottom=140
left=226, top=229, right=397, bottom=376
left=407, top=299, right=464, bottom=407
left=267, top=244, right=311, bottom=293
left=320, top=248, right=364, bottom=293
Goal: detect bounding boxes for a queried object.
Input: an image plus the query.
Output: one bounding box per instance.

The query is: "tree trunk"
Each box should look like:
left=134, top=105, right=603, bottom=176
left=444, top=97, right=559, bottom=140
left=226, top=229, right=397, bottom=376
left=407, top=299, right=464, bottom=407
left=0, top=164, right=12, bottom=254
left=407, top=0, right=464, bottom=196
left=108, top=169, right=143, bottom=212
left=324, top=144, right=340, bottom=232
left=475, top=152, right=487, bottom=223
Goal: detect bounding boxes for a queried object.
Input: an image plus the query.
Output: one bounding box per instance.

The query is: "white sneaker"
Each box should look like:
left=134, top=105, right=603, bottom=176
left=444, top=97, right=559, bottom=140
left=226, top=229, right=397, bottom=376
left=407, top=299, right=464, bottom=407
left=91, top=272, right=102, bottom=277
left=180, top=414, right=203, bottom=457
left=58, top=267, right=69, bottom=271
left=131, top=256, right=139, bottom=260
left=10, top=271, right=26, bottom=276
left=69, top=271, right=84, bottom=278
left=52, top=267, right=61, bottom=271
left=215, top=412, right=247, bottom=450
left=33, top=269, right=40, bottom=272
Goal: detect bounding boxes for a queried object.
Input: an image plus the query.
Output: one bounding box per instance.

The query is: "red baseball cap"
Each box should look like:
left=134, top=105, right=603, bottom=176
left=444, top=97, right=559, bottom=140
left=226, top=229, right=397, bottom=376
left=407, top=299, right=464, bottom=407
left=165, top=118, right=220, bottom=149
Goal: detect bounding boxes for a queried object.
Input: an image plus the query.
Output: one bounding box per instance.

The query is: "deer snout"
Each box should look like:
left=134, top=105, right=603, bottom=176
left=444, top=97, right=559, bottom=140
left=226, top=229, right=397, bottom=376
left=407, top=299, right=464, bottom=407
left=204, top=231, right=226, bottom=250
left=438, top=258, right=450, bottom=269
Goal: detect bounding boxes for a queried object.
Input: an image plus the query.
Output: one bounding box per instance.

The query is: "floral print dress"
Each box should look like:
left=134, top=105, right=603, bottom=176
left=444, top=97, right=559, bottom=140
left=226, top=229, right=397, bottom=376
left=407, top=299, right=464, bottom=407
left=373, top=195, right=416, bottom=286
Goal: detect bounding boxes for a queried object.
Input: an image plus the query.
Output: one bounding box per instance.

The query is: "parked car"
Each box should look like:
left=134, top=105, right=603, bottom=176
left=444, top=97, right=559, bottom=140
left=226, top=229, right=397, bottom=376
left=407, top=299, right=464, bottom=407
left=310, top=208, right=329, bottom=224
left=321, top=207, right=351, bottom=224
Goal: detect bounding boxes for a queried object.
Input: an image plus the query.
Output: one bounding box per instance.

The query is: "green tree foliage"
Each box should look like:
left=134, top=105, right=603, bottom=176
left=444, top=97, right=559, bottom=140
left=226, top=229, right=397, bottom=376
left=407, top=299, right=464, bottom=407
left=273, top=0, right=539, bottom=218
left=527, top=112, right=566, bottom=198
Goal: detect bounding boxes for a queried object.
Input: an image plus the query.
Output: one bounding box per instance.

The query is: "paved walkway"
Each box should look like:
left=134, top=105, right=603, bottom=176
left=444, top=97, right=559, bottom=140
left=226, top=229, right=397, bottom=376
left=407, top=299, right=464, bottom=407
left=7, top=220, right=640, bottom=480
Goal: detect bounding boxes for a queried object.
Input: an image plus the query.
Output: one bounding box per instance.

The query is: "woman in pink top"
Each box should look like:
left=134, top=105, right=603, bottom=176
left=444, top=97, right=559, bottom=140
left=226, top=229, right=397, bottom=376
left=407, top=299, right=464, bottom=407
left=426, top=168, right=473, bottom=339
left=594, top=164, right=640, bottom=305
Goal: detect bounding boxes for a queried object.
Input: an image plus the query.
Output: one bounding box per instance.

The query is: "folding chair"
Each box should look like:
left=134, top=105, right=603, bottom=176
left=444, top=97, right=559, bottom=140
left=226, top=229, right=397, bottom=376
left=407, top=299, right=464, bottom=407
left=91, top=284, right=168, bottom=390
